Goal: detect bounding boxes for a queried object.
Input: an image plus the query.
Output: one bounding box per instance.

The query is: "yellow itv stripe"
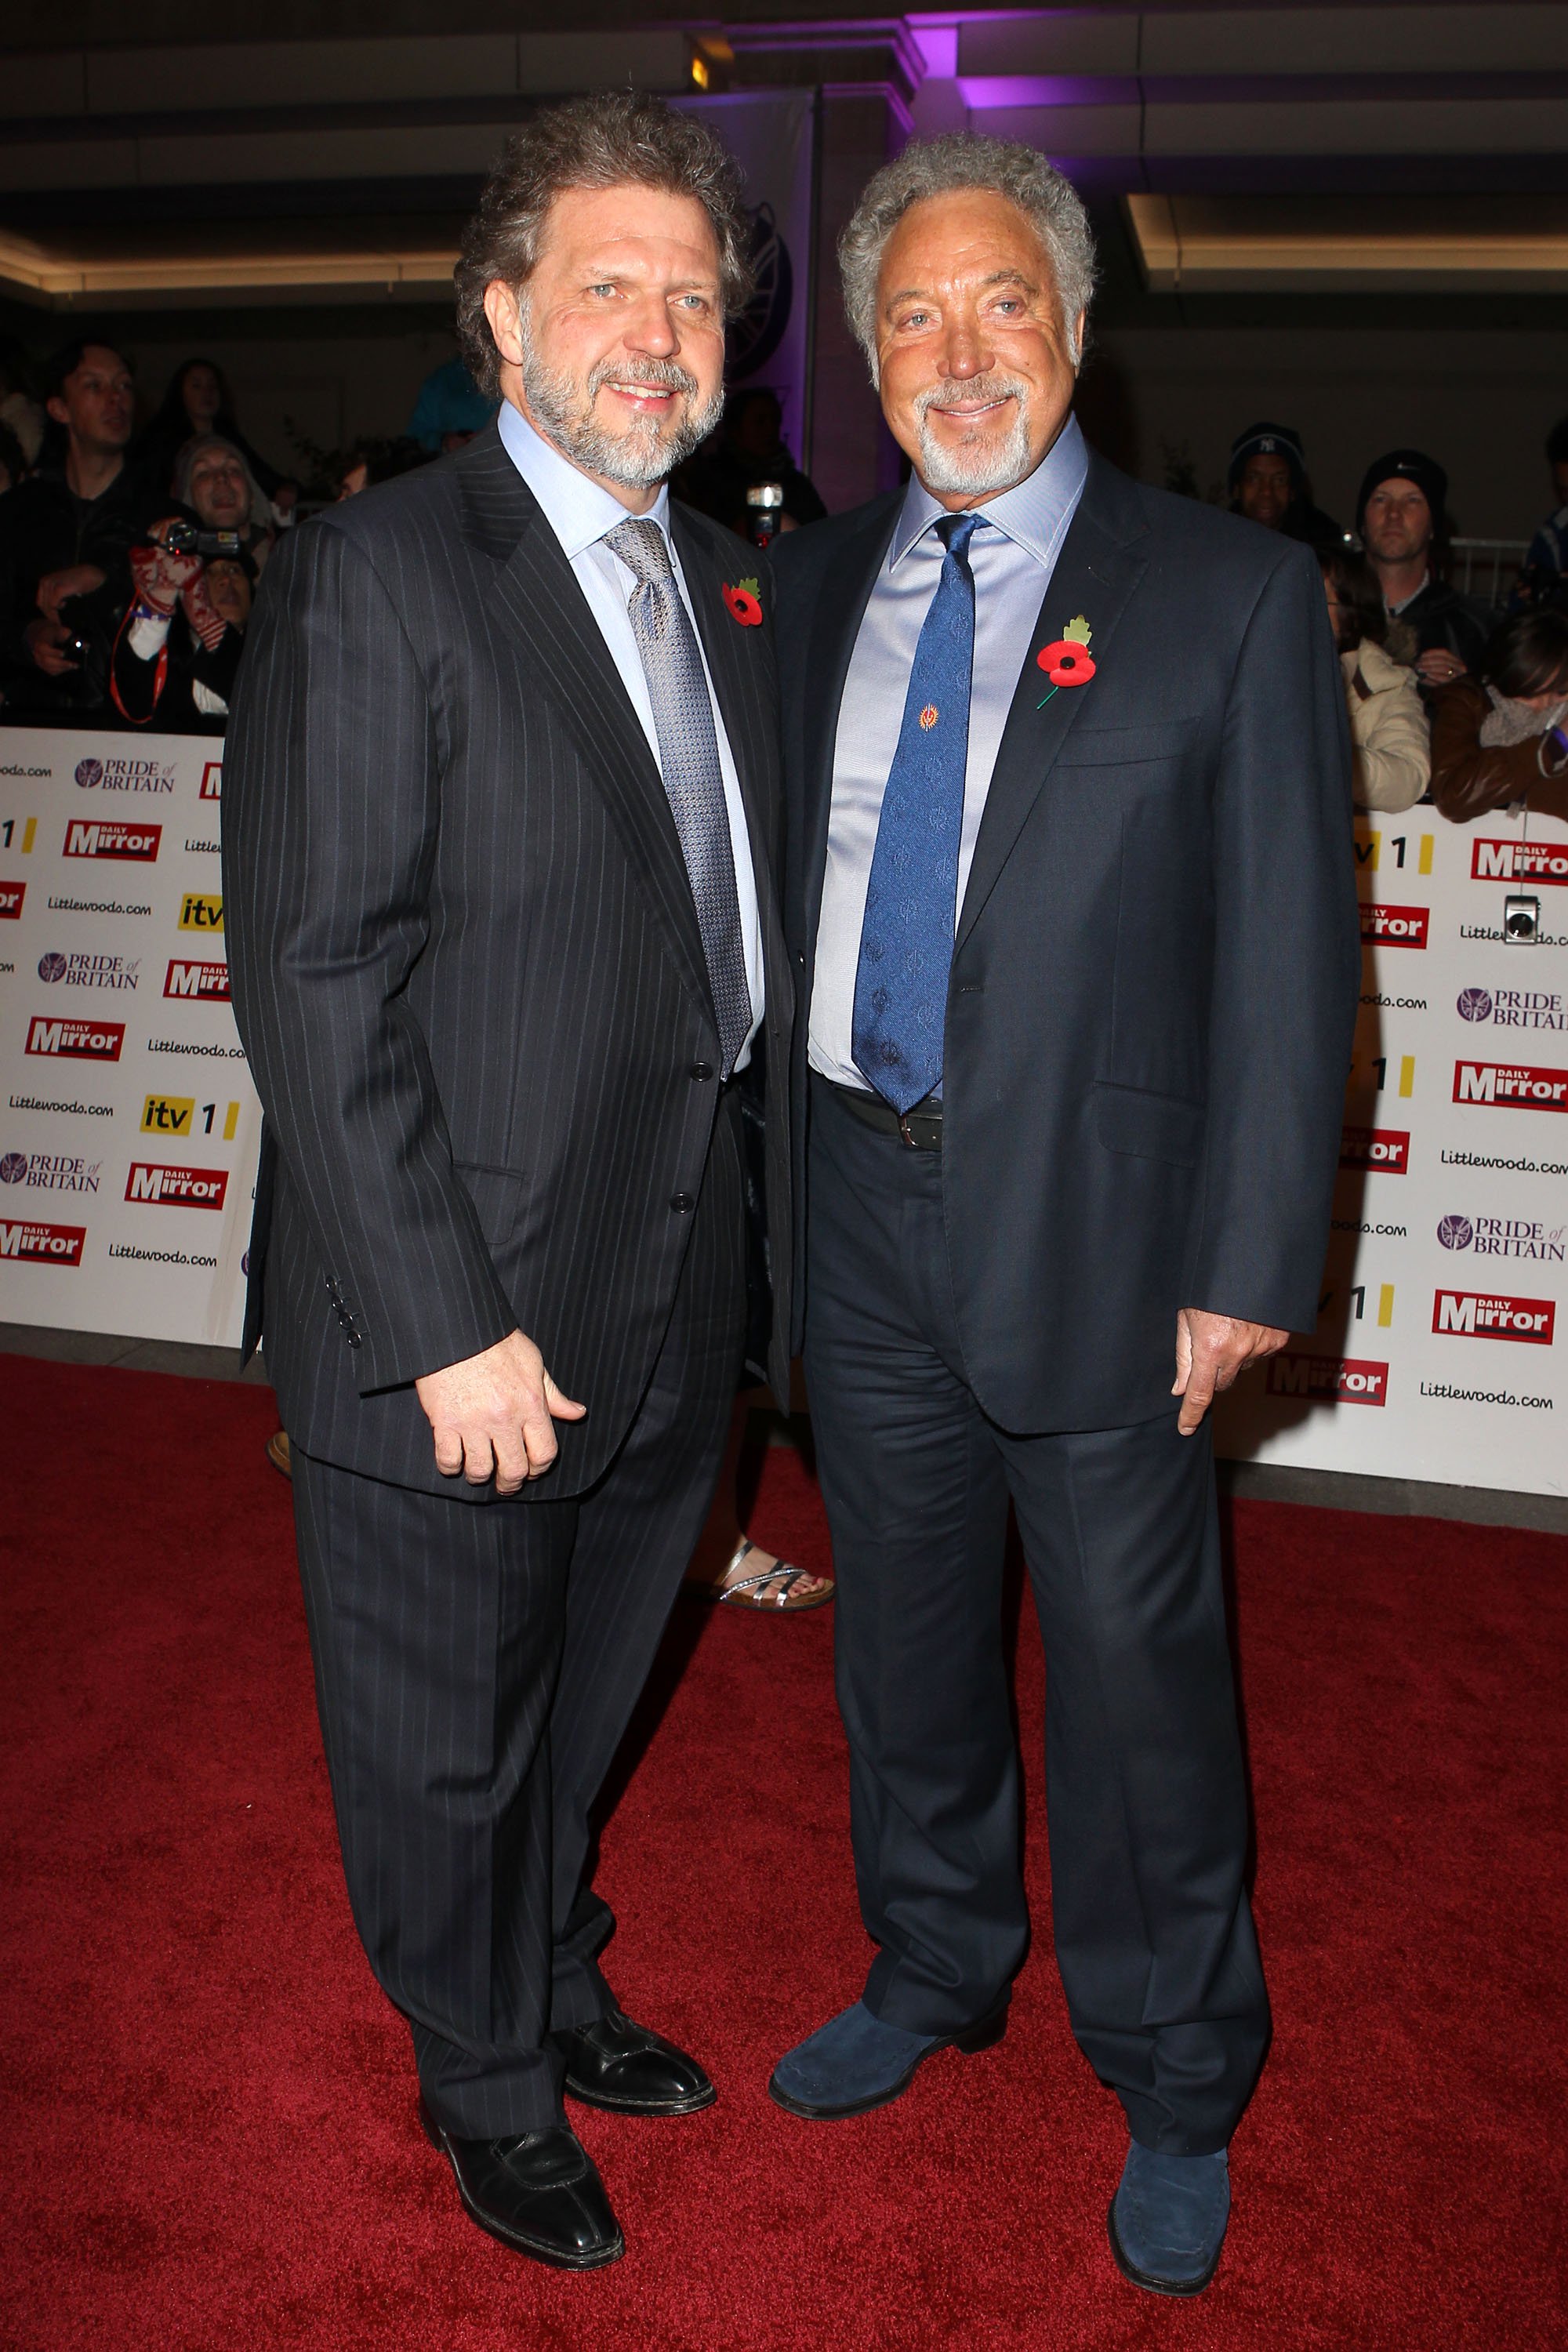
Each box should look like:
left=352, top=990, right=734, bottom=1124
left=1377, top=1284, right=1396, bottom=1328
left=222, top=1101, right=239, bottom=1142
left=1399, top=1056, right=1415, bottom=1097
left=1417, top=834, right=1434, bottom=875
left=21, top=817, right=35, bottom=853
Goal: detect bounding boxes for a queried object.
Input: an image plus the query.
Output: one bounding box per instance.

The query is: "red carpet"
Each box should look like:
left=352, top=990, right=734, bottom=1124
left=2, top=1357, right=1563, bottom=2352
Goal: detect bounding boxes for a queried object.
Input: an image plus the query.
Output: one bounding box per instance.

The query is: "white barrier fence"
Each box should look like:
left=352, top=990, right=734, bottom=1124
left=1, top=726, right=1563, bottom=1496
left=1216, top=795, right=1568, bottom=1497
left=0, top=728, right=259, bottom=1347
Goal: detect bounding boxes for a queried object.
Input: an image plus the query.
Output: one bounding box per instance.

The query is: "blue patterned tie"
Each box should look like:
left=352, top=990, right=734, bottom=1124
left=607, top=517, right=753, bottom=1079
left=852, top=512, right=982, bottom=1112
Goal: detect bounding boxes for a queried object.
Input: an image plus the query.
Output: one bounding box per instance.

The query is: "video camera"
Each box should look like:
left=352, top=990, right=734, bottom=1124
left=162, top=519, right=242, bottom=560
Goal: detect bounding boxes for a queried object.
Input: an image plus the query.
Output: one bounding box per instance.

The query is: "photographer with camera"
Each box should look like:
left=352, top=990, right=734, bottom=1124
left=1428, top=608, right=1568, bottom=829
left=172, top=434, right=276, bottom=576
left=110, top=514, right=253, bottom=731
left=0, top=339, right=161, bottom=717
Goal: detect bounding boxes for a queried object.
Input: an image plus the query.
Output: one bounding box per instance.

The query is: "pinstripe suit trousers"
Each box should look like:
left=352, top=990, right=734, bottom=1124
left=289, top=1089, right=747, bottom=2138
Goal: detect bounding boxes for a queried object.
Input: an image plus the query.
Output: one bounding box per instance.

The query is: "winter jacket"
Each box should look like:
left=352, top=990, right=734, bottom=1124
left=1341, top=639, right=1429, bottom=812
left=1428, top=678, right=1568, bottom=826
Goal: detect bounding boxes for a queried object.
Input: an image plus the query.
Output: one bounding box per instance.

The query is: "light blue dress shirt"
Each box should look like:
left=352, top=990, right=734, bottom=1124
left=497, top=399, right=764, bottom=1065
left=809, top=411, right=1089, bottom=1091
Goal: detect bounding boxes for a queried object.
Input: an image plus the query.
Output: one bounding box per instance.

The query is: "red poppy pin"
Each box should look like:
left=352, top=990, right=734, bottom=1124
left=1036, top=615, right=1096, bottom=706
left=722, top=577, right=763, bottom=627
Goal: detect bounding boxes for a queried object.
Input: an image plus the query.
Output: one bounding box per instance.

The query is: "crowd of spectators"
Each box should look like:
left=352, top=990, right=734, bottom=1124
left=0, top=338, right=299, bottom=730
left=0, top=332, right=1565, bottom=826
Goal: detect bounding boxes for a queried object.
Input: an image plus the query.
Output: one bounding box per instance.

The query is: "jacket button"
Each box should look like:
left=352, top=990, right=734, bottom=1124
left=670, top=1192, right=695, bottom=1213
left=689, top=1061, right=714, bottom=1081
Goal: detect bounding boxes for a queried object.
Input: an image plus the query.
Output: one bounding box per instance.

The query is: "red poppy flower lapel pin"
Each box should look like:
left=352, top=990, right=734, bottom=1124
left=1036, top=614, right=1095, bottom=707
left=722, top=576, right=764, bottom=627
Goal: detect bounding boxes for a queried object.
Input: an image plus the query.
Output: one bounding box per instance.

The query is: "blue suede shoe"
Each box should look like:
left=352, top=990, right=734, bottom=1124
left=1109, top=2140, right=1231, bottom=2296
left=768, top=1997, right=1007, bottom=2120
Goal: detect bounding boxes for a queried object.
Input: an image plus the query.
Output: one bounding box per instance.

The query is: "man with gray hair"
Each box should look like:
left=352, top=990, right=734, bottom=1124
left=225, top=92, right=793, bottom=2269
left=768, top=134, right=1357, bottom=2295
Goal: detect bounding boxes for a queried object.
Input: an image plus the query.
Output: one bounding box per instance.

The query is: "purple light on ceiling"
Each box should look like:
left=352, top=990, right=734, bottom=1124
left=958, top=74, right=1142, bottom=110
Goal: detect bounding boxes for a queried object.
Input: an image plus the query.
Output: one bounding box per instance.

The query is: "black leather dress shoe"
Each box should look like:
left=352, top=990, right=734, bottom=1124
left=549, top=2007, right=717, bottom=2117
left=419, top=2096, right=624, bottom=2269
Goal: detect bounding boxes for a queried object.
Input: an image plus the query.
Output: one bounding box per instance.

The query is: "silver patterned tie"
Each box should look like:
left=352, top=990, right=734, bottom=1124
left=605, top=517, right=753, bottom=1080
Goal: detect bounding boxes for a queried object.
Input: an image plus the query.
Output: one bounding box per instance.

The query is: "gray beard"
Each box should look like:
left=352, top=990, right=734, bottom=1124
left=519, top=314, right=724, bottom=490
left=914, top=377, right=1033, bottom=497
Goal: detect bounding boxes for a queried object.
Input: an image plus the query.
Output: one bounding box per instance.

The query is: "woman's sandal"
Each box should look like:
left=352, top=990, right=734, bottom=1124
left=684, top=1537, right=835, bottom=1612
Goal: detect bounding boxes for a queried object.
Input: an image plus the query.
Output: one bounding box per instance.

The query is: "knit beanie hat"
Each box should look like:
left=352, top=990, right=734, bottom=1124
left=1356, top=448, right=1447, bottom=533
left=1228, top=422, right=1306, bottom=495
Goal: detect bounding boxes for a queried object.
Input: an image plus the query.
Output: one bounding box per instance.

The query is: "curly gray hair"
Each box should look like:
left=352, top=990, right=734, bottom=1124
left=839, top=132, right=1098, bottom=379
left=456, top=93, right=754, bottom=399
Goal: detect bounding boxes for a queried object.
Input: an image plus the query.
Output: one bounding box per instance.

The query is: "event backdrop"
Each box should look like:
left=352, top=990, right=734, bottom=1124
left=2, top=724, right=1562, bottom=1495
left=0, top=728, right=258, bottom=1347
left=679, top=89, right=816, bottom=468
left=1215, top=794, right=1567, bottom=1497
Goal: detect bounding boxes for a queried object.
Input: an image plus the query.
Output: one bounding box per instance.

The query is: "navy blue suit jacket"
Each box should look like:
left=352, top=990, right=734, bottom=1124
left=773, top=447, right=1360, bottom=1432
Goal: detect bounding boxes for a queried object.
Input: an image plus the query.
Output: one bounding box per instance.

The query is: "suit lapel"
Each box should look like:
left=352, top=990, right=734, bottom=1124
left=955, top=457, right=1150, bottom=951
left=803, top=495, right=902, bottom=945
left=457, top=433, right=714, bottom=1021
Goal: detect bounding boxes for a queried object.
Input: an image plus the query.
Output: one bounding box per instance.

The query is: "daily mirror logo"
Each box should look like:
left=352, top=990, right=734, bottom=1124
left=0, top=1218, right=85, bottom=1265
left=199, top=762, right=222, bottom=802
left=1359, top=903, right=1428, bottom=949
left=1471, top=840, right=1568, bottom=886
left=125, top=1161, right=228, bottom=1209
left=26, top=1016, right=125, bottom=1061
left=1265, top=1352, right=1388, bottom=1405
left=64, top=819, right=162, bottom=862
left=0, top=881, right=24, bottom=919
left=163, top=959, right=229, bottom=1001
left=1432, top=1290, right=1555, bottom=1344
left=1340, top=1125, right=1409, bottom=1174
left=1453, top=1062, right=1568, bottom=1111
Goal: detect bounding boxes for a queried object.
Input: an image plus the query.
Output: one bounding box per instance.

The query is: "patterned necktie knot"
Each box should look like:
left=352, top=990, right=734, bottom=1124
left=938, top=512, right=982, bottom=564
left=605, top=516, right=674, bottom=587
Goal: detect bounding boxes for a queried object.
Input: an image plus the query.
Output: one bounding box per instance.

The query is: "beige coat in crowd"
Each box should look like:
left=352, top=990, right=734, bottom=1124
left=1341, top=638, right=1430, bottom=812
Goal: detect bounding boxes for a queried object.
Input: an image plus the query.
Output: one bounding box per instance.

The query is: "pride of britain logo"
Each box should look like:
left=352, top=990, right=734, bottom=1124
left=74, top=758, right=103, bottom=791
left=1457, top=989, right=1491, bottom=1023
left=1437, top=1215, right=1474, bottom=1250
left=0, top=1152, right=26, bottom=1184
left=37, top=953, right=67, bottom=983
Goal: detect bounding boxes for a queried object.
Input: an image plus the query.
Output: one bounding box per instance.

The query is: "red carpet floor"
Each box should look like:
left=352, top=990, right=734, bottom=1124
left=2, top=1357, right=1564, bottom=2352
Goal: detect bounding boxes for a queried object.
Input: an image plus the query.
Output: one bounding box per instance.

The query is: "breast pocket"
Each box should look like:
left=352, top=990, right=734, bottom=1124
left=1054, top=717, right=1203, bottom=776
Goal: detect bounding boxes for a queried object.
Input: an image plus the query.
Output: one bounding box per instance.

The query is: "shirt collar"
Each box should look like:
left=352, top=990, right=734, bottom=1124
left=497, top=398, right=670, bottom=561
left=891, top=410, right=1089, bottom=570
left=1385, top=570, right=1432, bottom=616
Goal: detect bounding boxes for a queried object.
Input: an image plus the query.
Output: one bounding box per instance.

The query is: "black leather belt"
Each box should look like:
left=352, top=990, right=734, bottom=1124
left=826, top=1078, right=943, bottom=1151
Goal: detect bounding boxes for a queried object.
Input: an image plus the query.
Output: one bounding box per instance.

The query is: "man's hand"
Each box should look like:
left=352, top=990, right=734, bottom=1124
left=24, top=616, right=78, bottom=676
left=37, top=564, right=105, bottom=621
left=1172, top=1308, right=1288, bottom=1436
left=415, top=1329, right=586, bottom=1493
left=1416, top=647, right=1465, bottom=687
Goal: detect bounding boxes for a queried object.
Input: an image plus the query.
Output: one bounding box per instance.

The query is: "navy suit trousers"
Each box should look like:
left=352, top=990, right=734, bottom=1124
left=803, top=1076, right=1270, bottom=2154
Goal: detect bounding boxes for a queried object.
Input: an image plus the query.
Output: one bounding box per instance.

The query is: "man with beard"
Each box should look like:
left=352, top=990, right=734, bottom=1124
left=767, top=136, right=1356, bottom=2297
left=224, top=93, right=793, bottom=2270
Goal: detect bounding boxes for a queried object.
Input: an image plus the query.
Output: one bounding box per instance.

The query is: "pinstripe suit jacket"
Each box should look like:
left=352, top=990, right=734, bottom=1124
left=223, top=421, right=793, bottom=1501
